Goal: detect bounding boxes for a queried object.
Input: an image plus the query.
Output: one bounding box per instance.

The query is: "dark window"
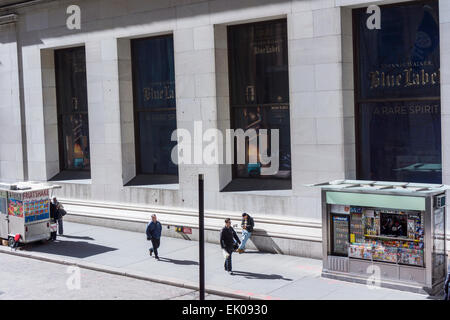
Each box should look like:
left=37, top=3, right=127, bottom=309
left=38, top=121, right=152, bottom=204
left=228, top=19, right=291, bottom=180
left=380, top=213, right=408, bottom=237
left=55, top=46, right=90, bottom=172
left=131, top=35, right=178, bottom=176
left=354, top=0, right=441, bottom=183
left=331, top=214, right=350, bottom=257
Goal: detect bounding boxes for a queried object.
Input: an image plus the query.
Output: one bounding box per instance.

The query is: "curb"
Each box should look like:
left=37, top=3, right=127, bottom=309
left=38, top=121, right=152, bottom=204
left=0, top=246, right=270, bottom=300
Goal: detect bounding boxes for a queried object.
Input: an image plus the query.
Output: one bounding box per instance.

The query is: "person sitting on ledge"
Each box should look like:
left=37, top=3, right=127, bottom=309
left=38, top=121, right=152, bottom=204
left=237, top=212, right=254, bottom=254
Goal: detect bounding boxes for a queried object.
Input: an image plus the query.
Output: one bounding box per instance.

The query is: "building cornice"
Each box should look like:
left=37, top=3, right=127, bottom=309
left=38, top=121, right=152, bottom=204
left=0, top=0, right=54, bottom=13
left=0, top=13, right=17, bottom=24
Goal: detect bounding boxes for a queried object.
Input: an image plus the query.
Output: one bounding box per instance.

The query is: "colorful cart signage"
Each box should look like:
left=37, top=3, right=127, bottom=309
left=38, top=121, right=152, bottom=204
left=23, top=189, right=50, bottom=223
left=7, top=189, right=50, bottom=223
left=8, top=198, right=23, bottom=218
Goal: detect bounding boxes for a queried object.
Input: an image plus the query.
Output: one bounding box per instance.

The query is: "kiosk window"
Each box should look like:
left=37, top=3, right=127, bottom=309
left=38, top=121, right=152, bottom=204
left=432, top=208, right=446, bottom=282
left=347, top=207, right=425, bottom=267
left=380, top=213, right=408, bottom=237
left=331, top=215, right=350, bottom=256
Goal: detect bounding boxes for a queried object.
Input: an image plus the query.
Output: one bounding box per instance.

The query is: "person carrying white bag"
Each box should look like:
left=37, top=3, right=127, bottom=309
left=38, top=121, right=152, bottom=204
left=220, top=218, right=241, bottom=275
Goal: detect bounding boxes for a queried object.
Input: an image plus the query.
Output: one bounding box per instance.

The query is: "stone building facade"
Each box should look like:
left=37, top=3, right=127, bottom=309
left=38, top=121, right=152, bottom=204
left=0, top=0, right=447, bottom=257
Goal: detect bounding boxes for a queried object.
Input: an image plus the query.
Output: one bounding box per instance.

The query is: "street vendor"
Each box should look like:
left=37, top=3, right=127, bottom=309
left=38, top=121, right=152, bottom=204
left=49, top=200, right=58, bottom=240
left=52, top=197, right=65, bottom=235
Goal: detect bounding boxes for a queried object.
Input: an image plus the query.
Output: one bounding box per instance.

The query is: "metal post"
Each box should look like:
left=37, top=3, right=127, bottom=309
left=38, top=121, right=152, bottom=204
left=198, top=174, right=205, bottom=300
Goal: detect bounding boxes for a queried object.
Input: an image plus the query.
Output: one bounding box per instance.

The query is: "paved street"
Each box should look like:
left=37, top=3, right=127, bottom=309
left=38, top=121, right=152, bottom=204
left=0, top=221, right=439, bottom=300
left=0, top=254, right=230, bottom=300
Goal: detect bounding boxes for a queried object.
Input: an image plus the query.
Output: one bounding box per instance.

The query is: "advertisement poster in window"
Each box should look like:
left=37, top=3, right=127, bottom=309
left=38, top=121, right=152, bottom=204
left=55, top=46, right=90, bottom=171
left=228, top=19, right=291, bottom=180
left=131, top=35, right=178, bottom=176
left=354, top=1, right=441, bottom=183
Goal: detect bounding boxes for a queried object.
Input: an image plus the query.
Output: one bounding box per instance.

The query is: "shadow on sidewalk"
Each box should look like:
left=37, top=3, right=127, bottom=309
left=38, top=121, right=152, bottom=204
left=238, top=250, right=275, bottom=255
left=25, top=240, right=117, bottom=259
left=158, top=257, right=199, bottom=266
left=232, top=270, right=293, bottom=281
left=59, top=235, right=95, bottom=241
left=250, top=230, right=284, bottom=254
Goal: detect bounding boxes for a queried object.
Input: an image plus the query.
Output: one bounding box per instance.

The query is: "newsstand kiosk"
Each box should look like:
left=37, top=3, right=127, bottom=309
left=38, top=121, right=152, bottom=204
left=312, top=180, right=448, bottom=295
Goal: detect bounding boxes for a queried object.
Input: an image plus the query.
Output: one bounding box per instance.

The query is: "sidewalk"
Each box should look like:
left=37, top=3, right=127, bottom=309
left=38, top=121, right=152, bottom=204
left=0, top=221, right=437, bottom=300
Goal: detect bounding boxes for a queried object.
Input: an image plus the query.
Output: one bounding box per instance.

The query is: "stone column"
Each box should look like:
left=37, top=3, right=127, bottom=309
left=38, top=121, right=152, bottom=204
left=0, top=21, right=25, bottom=182
left=85, top=39, right=123, bottom=201
left=439, top=0, right=450, bottom=237
left=173, top=2, right=222, bottom=209
left=288, top=1, right=347, bottom=220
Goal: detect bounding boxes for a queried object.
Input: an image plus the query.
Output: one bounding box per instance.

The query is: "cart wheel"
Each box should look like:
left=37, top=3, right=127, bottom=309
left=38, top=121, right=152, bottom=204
left=8, top=237, right=15, bottom=248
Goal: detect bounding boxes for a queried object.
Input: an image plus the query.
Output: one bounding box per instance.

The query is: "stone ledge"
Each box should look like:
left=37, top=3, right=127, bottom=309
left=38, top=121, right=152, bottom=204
left=60, top=198, right=322, bottom=231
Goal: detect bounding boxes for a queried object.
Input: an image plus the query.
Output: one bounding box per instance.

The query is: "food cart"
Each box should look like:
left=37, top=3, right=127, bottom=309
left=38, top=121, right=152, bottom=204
left=310, top=180, right=448, bottom=295
left=0, top=182, right=60, bottom=247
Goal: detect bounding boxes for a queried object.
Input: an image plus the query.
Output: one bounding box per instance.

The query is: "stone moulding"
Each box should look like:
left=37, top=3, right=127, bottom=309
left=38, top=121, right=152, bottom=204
left=0, top=13, right=17, bottom=25
left=60, top=197, right=323, bottom=243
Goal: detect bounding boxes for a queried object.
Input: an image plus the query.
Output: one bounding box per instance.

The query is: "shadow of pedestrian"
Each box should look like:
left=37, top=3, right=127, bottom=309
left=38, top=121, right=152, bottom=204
left=158, top=257, right=199, bottom=266
left=231, top=270, right=293, bottom=281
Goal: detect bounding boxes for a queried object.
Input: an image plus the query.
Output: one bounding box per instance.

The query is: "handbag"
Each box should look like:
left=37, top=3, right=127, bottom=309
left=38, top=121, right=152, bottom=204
left=222, top=249, right=230, bottom=259
left=50, top=223, right=57, bottom=232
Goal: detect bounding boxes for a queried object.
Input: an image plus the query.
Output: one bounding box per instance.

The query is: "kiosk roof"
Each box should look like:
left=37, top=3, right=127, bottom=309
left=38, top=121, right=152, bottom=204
left=307, top=180, right=449, bottom=196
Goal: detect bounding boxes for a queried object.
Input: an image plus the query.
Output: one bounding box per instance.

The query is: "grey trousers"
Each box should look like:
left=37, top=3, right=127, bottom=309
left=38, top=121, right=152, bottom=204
left=57, top=219, right=63, bottom=235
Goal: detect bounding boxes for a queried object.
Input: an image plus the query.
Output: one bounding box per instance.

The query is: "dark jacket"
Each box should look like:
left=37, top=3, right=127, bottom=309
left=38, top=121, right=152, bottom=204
left=49, top=202, right=57, bottom=221
left=444, top=272, right=450, bottom=300
left=146, top=221, right=162, bottom=240
left=241, top=215, right=255, bottom=233
left=220, top=226, right=240, bottom=250
left=54, top=201, right=66, bottom=218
